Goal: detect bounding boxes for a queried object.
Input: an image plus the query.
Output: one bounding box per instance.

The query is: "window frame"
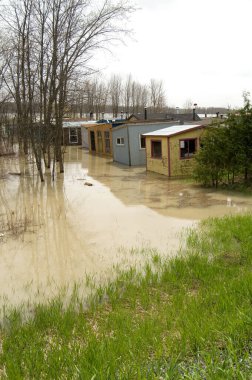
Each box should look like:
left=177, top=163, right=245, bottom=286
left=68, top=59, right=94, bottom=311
left=116, top=137, right=125, bottom=146
left=139, top=134, right=146, bottom=150
left=69, top=127, right=78, bottom=144
left=179, top=138, right=197, bottom=159
left=104, top=130, right=111, bottom=153
left=151, top=140, right=162, bottom=159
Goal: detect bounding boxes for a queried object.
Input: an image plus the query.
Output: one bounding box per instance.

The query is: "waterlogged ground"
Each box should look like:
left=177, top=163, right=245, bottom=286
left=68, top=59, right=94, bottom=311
left=0, top=147, right=252, bottom=307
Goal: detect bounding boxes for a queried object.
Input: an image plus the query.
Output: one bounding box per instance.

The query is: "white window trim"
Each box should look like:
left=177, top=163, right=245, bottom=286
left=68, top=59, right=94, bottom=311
left=139, top=134, right=146, bottom=150
left=180, top=138, right=197, bottom=159
left=116, top=137, right=125, bottom=146
left=69, top=128, right=78, bottom=144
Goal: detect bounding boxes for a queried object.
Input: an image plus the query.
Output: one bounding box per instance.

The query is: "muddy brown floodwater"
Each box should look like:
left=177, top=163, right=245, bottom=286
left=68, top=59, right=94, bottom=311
left=0, top=147, right=252, bottom=308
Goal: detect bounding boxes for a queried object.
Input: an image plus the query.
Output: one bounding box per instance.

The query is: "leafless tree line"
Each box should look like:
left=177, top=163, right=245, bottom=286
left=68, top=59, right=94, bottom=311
left=66, top=74, right=167, bottom=119
left=0, top=0, right=134, bottom=181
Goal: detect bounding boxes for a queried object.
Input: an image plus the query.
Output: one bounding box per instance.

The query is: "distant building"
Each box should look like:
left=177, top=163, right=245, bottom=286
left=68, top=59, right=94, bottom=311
left=62, top=121, right=83, bottom=145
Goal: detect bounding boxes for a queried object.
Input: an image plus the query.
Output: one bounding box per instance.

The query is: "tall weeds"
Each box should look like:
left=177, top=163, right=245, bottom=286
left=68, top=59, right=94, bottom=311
left=0, top=214, right=252, bottom=379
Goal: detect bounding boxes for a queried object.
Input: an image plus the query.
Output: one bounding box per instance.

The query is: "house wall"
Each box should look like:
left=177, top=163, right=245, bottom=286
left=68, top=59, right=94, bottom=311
left=146, top=136, right=169, bottom=176
left=128, top=124, right=158, bottom=166
left=81, top=127, right=89, bottom=148
left=169, top=129, right=204, bottom=177
left=88, top=123, right=113, bottom=156
left=112, top=127, right=129, bottom=165
left=146, top=128, right=204, bottom=177
left=112, top=122, right=174, bottom=166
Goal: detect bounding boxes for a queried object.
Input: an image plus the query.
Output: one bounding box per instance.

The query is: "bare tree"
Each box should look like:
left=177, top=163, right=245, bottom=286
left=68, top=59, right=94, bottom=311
left=122, top=76, right=151, bottom=115
left=123, top=74, right=132, bottom=114
left=183, top=99, right=193, bottom=112
left=93, top=78, right=108, bottom=120
left=109, top=74, right=122, bottom=117
left=0, top=35, right=15, bottom=155
left=0, top=0, right=135, bottom=180
left=149, top=79, right=166, bottom=112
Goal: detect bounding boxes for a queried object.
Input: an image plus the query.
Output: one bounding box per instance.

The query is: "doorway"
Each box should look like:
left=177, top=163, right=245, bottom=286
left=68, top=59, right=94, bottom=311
left=90, top=131, right=96, bottom=151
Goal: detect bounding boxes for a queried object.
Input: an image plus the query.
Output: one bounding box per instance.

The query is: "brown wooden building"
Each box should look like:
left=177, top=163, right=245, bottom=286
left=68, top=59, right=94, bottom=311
left=88, top=123, right=113, bottom=156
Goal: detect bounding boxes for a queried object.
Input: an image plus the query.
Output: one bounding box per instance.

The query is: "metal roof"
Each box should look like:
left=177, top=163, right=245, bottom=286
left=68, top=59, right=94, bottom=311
left=63, top=121, right=89, bottom=128
left=128, top=112, right=201, bottom=122
left=142, top=124, right=203, bottom=137
left=112, top=120, right=179, bottom=131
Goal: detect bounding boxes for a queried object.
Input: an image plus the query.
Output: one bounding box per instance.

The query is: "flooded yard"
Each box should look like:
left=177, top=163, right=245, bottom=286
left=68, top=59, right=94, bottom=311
left=0, top=147, right=252, bottom=307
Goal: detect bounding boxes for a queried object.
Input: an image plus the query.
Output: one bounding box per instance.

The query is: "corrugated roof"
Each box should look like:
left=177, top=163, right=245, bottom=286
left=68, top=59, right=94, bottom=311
left=112, top=121, right=178, bottom=131
left=142, top=124, right=203, bottom=137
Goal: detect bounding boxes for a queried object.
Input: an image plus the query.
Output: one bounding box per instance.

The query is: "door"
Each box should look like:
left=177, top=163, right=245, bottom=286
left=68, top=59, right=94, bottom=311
left=90, top=131, right=96, bottom=151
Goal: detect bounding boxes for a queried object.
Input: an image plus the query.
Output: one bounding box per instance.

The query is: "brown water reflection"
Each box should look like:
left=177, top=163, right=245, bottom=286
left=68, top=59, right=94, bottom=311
left=0, top=147, right=251, bottom=307
left=83, top=150, right=251, bottom=219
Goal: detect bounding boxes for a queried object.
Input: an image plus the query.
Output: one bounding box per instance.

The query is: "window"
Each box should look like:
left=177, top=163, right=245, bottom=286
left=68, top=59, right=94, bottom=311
left=151, top=140, right=162, bottom=158
left=116, top=137, right=125, bottom=145
left=139, top=135, right=146, bottom=149
left=180, top=139, right=197, bottom=159
left=90, top=131, right=96, bottom=151
left=69, top=128, right=78, bottom=143
left=104, top=131, right=110, bottom=153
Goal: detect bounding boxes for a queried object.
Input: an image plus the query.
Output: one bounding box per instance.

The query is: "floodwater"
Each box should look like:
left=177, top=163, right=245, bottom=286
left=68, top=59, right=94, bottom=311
left=0, top=147, right=252, bottom=307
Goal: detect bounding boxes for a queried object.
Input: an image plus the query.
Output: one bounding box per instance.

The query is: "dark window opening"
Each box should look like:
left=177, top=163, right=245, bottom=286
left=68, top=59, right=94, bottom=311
left=140, top=136, right=146, bottom=149
left=90, top=131, right=96, bottom=151
left=116, top=137, right=125, bottom=145
left=180, top=139, right=197, bottom=158
left=104, top=131, right=110, bottom=139
left=151, top=140, right=162, bottom=158
left=104, top=131, right=110, bottom=153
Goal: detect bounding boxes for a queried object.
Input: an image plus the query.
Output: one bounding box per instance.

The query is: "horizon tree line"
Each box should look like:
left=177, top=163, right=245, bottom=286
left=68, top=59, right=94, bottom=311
left=63, top=74, right=167, bottom=119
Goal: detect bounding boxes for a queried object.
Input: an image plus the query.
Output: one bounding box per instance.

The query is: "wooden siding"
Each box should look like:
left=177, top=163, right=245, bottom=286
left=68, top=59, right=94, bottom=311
left=146, top=136, right=169, bottom=176
left=146, top=128, right=204, bottom=177
left=88, top=124, right=113, bottom=156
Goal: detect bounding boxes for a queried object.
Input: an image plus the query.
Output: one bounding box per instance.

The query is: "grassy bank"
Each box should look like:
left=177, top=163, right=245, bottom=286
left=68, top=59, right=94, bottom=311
left=1, top=214, right=252, bottom=379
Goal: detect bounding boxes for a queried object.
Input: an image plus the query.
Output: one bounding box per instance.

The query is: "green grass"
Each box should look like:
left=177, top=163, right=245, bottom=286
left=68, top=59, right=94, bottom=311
left=1, top=214, right=252, bottom=379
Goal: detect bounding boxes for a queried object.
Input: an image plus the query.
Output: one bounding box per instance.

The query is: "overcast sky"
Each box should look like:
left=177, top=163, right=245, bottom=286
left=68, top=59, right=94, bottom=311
left=99, top=0, right=252, bottom=109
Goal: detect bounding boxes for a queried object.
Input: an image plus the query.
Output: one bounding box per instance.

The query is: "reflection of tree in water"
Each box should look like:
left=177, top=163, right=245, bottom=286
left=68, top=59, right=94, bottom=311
left=0, top=155, right=92, bottom=304
left=0, top=153, right=70, bottom=248
left=87, top=156, right=213, bottom=211
left=85, top=151, right=251, bottom=216
left=0, top=156, right=35, bottom=237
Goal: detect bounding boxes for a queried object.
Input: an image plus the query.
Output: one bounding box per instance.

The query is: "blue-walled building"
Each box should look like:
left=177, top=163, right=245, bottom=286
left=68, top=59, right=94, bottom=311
left=112, top=121, right=177, bottom=166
